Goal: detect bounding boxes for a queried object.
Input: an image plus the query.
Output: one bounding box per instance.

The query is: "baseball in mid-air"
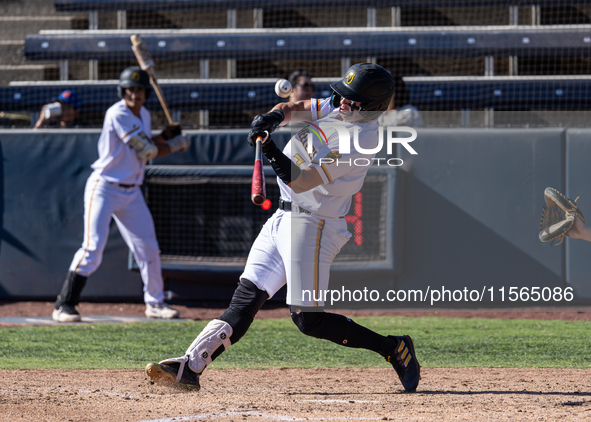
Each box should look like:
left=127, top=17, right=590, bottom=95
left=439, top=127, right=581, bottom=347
left=274, top=79, right=292, bottom=98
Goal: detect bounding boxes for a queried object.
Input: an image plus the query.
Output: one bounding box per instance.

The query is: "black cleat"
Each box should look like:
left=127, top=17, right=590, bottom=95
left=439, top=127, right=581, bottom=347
left=145, top=361, right=200, bottom=390
left=383, top=335, right=421, bottom=392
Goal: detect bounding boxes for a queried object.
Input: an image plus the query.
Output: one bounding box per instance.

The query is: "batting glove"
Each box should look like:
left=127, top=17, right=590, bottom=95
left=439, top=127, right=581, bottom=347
left=167, top=134, right=191, bottom=153
left=247, top=110, right=284, bottom=147
left=128, top=134, right=158, bottom=161
left=160, top=123, right=182, bottom=140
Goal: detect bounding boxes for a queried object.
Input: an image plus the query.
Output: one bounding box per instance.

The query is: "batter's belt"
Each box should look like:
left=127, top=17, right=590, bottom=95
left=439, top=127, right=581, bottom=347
left=278, top=198, right=345, bottom=219
left=278, top=198, right=311, bottom=215
left=108, top=181, right=136, bottom=188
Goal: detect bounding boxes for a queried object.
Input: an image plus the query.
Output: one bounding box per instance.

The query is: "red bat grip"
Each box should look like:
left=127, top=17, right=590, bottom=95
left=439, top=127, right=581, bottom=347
left=251, top=135, right=266, bottom=205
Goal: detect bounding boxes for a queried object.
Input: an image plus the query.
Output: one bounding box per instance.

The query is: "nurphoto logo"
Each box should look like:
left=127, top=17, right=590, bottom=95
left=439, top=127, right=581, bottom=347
left=307, top=122, right=418, bottom=167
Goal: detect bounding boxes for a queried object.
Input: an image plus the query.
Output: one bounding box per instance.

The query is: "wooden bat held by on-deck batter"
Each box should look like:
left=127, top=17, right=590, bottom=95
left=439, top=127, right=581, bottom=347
left=251, top=132, right=268, bottom=205
left=130, top=34, right=174, bottom=125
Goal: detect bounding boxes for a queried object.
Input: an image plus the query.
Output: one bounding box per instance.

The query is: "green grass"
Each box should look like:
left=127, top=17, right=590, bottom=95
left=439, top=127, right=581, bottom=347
left=1, top=316, right=590, bottom=370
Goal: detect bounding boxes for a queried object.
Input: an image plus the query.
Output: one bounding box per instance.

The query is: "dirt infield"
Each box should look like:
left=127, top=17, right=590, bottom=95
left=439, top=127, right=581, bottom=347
left=1, top=368, right=590, bottom=421
left=2, top=301, right=591, bottom=421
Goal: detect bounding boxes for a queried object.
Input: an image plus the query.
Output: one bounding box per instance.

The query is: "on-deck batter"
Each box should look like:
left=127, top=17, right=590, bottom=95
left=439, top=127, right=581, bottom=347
left=145, top=63, right=421, bottom=392
left=52, top=66, right=191, bottom=322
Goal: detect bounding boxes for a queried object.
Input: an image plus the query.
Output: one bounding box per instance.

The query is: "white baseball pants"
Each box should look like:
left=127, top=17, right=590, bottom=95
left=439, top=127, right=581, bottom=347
left=240, top=208, right=351, bottom=307
left=69, top=175, right=164, bottom=305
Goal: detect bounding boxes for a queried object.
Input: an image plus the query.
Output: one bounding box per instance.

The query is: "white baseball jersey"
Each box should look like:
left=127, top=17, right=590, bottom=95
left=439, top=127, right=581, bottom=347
left=241, top=97, right=381, bottom=307
left=280, top=97, right=380, bottom=218
left=91, top=99, right=152, bottom=186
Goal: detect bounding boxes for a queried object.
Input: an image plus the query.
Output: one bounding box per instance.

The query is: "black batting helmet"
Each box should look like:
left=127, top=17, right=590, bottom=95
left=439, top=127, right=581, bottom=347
left=117, top=66, right=151, bottom=100
left=330, top=63, right=395, bottom=118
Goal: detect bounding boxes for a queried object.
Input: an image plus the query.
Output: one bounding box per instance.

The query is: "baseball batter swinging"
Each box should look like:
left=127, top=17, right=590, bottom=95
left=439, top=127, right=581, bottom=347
left=52, top=66, right=190, bottom=322
left=146, top=63, right=421, bottom=392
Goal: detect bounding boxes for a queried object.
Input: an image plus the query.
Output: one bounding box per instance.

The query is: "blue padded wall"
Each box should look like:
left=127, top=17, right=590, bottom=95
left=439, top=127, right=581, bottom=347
left=0, top=130, right=143, bottom=299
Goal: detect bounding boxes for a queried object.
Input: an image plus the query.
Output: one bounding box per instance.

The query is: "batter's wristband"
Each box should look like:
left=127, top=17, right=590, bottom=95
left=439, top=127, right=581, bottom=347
left=263, top=139, right=301, bottom=185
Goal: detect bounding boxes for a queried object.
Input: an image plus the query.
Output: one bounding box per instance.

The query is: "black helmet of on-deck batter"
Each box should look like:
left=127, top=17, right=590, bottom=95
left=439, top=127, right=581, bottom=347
left=117, top=66, right=152, bottom=100
left=330, top=63, right=395, bottom=119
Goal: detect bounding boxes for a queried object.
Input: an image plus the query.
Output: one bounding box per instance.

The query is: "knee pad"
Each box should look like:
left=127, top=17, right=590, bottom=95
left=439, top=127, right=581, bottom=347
left=290, top=307, right=326, bottom=338
left=185, top=319, right=233, bottom=375
left=219, top=279, right=269, bottom=343
left=227, top=279, right=269, bottom=320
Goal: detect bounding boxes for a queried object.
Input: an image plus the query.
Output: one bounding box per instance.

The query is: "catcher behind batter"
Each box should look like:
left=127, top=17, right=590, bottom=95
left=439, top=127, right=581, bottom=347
left=539, top=187, right=586, bottom=245
left=145, top=63, right=421, bottom=393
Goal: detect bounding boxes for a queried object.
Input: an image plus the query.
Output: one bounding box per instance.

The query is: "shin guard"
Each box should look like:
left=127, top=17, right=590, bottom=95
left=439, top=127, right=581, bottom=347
left=184, top=319, right=233, bottom=375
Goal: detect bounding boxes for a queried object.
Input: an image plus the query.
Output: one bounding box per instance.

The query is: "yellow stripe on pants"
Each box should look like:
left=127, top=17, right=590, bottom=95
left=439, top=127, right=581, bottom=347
left=313, top=219, right=326, bottom=307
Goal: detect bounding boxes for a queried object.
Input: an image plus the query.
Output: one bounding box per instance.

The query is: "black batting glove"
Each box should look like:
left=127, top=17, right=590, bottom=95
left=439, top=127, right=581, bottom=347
left=160, top=123, right=181, bottom=140
left=248, top=128, right=271, bottom=148
left=247, top=110, right=284, bottom=147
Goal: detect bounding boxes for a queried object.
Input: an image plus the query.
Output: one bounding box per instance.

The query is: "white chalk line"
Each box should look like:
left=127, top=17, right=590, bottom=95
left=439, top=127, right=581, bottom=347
left=137, top=410, right=432, bottom=422
left=301, top=399, right=381, bottom=403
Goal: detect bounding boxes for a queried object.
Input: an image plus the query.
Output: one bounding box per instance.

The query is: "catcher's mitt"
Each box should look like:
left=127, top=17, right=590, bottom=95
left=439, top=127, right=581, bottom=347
left=539, top=187, right=585, bottom=245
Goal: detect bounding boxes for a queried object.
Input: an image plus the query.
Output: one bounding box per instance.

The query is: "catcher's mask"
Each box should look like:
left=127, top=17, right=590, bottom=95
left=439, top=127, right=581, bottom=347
left=329, top=63, right=395, bottom=119
left=117, top=66, right=152, bottom=100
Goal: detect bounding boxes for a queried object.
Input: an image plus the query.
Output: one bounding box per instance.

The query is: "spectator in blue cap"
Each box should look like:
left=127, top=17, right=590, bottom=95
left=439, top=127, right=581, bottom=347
left=34, top=89, right=84, bottom=129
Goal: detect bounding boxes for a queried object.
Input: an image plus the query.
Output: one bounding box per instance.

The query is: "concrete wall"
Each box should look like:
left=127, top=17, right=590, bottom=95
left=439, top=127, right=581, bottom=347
left=395, top=128, right=581, bottom=307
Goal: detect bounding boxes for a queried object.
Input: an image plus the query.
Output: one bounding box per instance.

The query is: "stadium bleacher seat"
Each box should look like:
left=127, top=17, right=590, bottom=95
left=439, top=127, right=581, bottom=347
left=3, top=77, right=590, bottom=116
left=53, top=0, right=591, bottom=12
left=25, top=27, right=591, bottom=61
left=3, top=1, right=590, bottom=127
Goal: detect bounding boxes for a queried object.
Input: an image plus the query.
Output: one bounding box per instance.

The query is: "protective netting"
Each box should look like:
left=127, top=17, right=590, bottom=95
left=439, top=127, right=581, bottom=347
left=143, top=166, right=388, bottom=267
left=2, top=1, right=591, bottom=128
